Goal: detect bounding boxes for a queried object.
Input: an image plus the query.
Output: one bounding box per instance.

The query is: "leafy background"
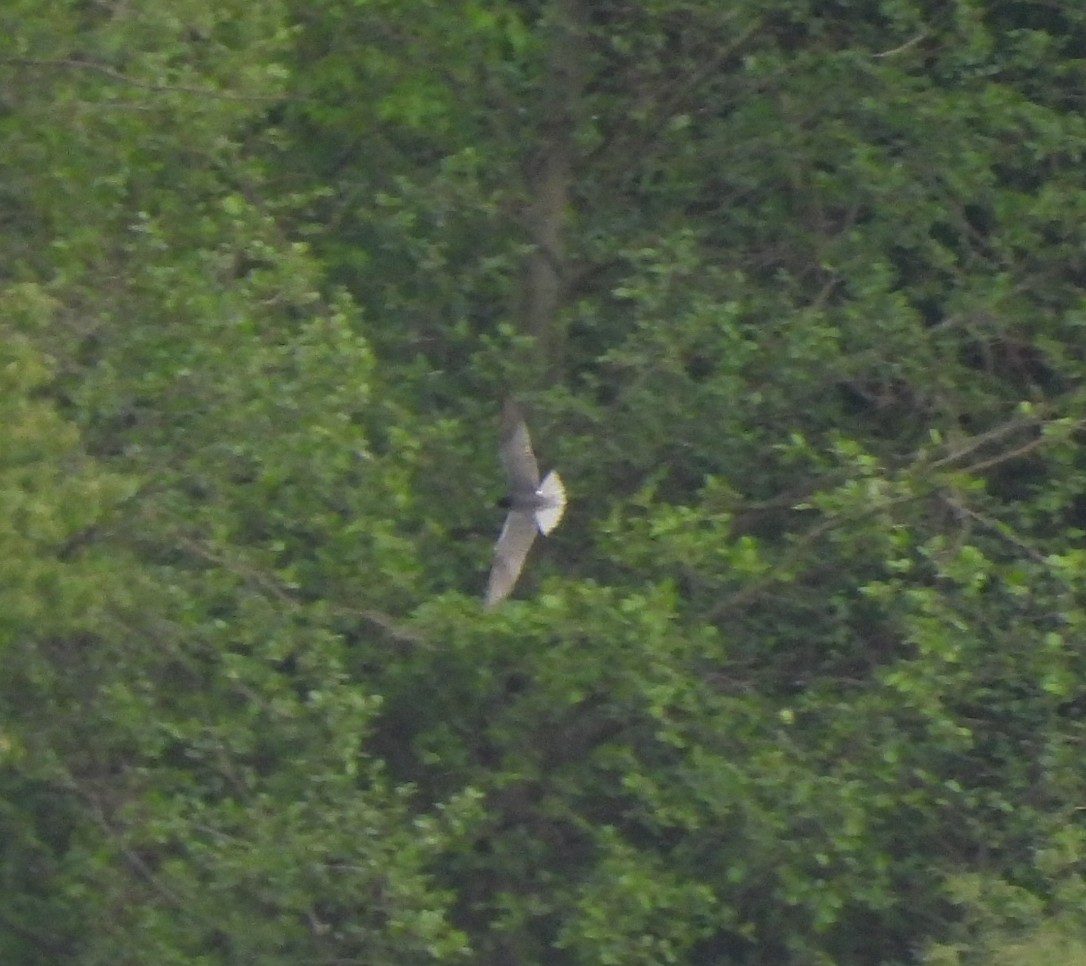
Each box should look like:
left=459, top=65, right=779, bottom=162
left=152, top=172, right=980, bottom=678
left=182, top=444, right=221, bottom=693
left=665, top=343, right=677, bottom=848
left=3, top=1, right=1086, bottom=963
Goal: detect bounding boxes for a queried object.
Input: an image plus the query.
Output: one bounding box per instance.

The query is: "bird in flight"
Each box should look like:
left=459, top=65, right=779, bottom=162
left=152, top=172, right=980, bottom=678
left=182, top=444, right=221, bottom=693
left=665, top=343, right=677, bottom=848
left=485, top=398, right=566, bottom=607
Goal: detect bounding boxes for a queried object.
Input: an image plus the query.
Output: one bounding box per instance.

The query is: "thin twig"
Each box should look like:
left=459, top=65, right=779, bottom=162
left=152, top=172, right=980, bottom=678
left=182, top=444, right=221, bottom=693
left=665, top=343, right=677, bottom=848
left=940, top=494, right=1047, bottom=563
left=0, top=56, right=282, bottom=103
left=928, top=415, right=1045, bottom=470
left=872, top=31, right=928, bottom=59
left=173, top=530, right=425, bottom=646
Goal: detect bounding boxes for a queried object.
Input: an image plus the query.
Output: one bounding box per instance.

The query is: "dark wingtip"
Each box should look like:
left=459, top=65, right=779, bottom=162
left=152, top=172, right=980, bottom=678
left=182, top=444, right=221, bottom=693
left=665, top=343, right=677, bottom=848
left=501, top=396, right=524, bottom=429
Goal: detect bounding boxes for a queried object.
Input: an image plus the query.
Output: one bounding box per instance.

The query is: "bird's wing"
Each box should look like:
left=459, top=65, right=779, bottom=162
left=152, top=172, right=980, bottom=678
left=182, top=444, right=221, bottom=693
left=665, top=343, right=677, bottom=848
left=499, top=398, right=540, bottom=491
left=485, top=509, right=538, bottom=607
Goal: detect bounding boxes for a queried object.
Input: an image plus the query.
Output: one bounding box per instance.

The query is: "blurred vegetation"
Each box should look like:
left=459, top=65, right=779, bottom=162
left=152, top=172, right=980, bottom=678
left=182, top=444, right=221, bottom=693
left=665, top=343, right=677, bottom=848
left=2, top=1, right=1086, bottom=963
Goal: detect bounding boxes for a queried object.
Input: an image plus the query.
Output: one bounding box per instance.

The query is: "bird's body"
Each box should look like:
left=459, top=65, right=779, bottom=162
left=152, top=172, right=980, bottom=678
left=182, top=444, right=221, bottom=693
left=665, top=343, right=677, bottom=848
left=485, top=400, right=566, bottom=607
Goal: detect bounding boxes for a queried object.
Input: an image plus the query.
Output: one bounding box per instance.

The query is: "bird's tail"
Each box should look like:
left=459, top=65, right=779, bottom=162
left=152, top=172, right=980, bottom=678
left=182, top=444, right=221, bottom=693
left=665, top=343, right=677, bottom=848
left=534, top=471, right=566, bottom=534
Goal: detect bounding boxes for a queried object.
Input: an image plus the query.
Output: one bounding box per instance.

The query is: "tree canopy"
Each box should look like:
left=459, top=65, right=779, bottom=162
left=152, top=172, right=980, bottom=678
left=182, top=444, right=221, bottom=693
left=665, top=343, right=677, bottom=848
left=3, top=1, right=1086, bottom=963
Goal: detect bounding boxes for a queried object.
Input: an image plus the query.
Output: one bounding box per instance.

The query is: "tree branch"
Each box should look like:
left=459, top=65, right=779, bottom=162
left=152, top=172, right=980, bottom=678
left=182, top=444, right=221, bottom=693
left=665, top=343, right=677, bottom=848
left=0, top=56, right=281, bottom=103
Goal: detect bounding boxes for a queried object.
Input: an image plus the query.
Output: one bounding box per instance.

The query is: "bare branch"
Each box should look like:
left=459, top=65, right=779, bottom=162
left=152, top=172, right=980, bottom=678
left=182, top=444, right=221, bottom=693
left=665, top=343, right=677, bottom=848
left=872, top=31, right=928, bottom=59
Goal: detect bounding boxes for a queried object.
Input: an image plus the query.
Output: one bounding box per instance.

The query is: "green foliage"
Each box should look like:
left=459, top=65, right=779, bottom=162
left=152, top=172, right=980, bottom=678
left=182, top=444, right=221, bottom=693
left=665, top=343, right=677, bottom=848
left=4, top=0, right=1086, bottom=963
left=0, top=285, right=136, bottom=962
left=923, top=826, right=1086, bottom=965
left=0, top=283, right=135, bottom=641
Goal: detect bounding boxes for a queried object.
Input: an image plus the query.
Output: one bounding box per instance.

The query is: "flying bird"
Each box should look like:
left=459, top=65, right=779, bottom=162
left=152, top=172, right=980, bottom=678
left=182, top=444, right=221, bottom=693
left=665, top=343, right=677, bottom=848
left=485, top=398, right=566, bottom=607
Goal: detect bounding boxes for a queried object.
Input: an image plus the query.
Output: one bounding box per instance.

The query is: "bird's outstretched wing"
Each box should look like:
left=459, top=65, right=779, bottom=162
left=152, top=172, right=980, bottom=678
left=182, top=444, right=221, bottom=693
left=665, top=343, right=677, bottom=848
left=499, top=398, right=540, bottom=491
left=485, top=509, right=538, bottom=608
